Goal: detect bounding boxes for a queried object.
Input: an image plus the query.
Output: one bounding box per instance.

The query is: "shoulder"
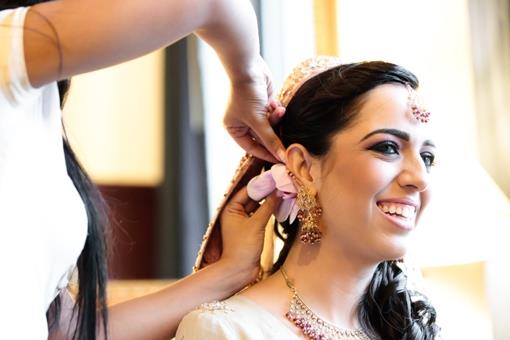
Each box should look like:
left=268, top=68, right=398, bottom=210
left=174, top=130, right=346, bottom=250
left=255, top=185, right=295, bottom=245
left=176, top=299, right=238, bottom=340
left=176, top=296, right=278, bottom=340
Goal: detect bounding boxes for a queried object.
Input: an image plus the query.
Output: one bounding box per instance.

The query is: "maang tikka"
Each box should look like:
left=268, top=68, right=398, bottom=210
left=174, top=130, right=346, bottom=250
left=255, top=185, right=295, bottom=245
left=407, top=84, right=431, bottom=123
left=289, top=171, right=322, bottom=244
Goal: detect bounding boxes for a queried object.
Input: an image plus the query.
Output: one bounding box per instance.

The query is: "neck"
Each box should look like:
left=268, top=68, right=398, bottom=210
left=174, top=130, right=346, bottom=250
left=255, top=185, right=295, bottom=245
left=281, top=239, right=377, bottom=329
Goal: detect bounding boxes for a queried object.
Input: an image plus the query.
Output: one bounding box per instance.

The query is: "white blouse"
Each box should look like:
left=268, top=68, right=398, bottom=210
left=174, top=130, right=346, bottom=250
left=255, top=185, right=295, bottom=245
left=0, top=7, right=88, bottom=339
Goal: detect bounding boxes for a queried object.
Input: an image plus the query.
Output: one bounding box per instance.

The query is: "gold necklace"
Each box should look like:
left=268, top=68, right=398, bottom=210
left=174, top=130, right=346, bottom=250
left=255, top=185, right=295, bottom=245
left=280, top=268, right=370, bottom=340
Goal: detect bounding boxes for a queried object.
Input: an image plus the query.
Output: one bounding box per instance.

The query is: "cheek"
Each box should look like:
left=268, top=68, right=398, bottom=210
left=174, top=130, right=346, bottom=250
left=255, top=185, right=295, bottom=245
left=417, top=188, right=432, bottom=221
left=319, top=159, right=397, bottom=214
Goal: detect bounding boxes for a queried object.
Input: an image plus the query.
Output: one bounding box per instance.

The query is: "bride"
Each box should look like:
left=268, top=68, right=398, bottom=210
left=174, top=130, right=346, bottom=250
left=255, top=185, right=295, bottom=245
left=176, top=57, right=440, bottom=340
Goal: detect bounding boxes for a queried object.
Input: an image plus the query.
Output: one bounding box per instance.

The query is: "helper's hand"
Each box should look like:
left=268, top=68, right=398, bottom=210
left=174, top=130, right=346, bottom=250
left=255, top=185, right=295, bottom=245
left=219, top=187, right=279, bottom=285
left=224, top=55, right=286, bottom=163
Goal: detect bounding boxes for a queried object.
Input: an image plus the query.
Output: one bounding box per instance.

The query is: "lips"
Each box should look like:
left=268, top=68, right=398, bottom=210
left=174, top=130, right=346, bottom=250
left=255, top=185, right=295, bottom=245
left=377, top=202, right=416, bottom=219
left=376, top=199, right=419, bottom=231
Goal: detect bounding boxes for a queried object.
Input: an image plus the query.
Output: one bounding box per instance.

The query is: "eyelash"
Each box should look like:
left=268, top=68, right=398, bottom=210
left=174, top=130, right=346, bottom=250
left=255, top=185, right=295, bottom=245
left=369, top=141, right=436, bottom=168
left=370, top=141, right=399, bottom=156
left=420, top=152, right=435, bottom=168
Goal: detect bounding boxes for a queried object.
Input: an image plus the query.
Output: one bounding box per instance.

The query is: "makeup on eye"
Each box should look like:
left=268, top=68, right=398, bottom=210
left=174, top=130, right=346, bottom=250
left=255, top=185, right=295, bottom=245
left=420, top=151, right=436, bottom=168
left=360, top=128, right=436, bottom=150
left=368, top=140, right=400, bottom=155
left=364, top=133, right=437, bottom=168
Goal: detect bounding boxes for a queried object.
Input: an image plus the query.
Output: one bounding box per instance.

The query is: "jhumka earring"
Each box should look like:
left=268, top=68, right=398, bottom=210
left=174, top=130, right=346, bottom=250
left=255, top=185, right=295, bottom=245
left=289, top=171, right=322, bottom=244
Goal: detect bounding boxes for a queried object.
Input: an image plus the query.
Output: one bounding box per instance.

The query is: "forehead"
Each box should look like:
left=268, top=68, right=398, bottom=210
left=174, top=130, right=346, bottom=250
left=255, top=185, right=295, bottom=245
left=341, top=84, right=435, bottom=142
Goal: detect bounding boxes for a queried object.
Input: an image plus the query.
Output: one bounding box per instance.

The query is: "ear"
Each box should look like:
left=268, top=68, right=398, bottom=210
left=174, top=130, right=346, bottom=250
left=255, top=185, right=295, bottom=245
left=285, top=144, right=321, bottom=195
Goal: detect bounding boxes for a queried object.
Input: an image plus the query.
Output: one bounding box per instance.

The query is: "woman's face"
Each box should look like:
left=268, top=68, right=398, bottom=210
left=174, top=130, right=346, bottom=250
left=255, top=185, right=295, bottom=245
left=313, top=83, right=436, bottom=263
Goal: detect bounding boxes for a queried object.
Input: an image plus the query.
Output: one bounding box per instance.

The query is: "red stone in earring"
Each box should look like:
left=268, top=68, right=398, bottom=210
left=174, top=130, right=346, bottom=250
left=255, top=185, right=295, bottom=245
left=287, top=170, right=322, bottom=244
left=296, top=186, right=322, bottom=245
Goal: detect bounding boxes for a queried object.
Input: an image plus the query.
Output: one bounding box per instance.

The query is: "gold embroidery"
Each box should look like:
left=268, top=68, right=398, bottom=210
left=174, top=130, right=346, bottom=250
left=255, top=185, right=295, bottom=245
left=197, top=300, right=233, bottom=314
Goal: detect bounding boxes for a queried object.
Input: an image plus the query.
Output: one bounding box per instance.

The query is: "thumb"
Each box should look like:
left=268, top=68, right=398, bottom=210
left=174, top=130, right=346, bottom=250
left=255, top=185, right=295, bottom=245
left=250, top=192, right=280, bottom=226
left=250, top=117, right=287, bottom=163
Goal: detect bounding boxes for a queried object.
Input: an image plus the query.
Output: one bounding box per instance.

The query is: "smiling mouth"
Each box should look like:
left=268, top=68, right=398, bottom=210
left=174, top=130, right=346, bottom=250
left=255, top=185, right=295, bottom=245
left=376, top=202, right=417, bottom=220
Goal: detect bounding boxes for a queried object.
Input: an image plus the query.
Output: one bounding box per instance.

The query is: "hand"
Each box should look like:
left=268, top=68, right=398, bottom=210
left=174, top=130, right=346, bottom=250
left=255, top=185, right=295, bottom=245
left=224, top=55, right=286, bottom=163
left=219, top=187, right=280, bottom=285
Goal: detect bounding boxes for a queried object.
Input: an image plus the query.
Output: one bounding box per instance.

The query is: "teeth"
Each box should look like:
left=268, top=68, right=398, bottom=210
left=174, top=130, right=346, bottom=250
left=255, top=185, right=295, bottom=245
left=402, top=207, right=410, bottom=218
left=402, top=207, right=410, bottom=217
left=378, top=202, right=416, bottom=219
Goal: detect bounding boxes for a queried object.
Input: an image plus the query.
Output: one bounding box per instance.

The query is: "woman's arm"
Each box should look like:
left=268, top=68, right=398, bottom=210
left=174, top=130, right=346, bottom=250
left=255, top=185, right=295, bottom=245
left=24, top=0, right=285, bottom=162
left=106, top=190, right=278, bottom=339
left=106, top=261, right=248, bottom=339
left=24, top=0, right=257, bottom=87
left=50, top=189, right=279, bottom=339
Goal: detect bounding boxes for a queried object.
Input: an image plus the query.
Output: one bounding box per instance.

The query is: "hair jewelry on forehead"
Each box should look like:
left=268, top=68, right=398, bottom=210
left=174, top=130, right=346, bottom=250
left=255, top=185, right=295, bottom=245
left=407, top=85, right=431, bottom=123
left=278, top=56, right=343, bottom=107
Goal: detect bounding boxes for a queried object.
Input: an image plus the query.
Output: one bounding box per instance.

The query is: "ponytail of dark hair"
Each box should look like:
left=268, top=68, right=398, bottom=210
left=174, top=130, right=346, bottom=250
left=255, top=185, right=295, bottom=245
left=271, top=61, right=440, bottom=340
left=59, top=80, right=109, bottom=340
left=50, top=79, right=110, bottom=339
left=64, top=140, right=109, bottom=340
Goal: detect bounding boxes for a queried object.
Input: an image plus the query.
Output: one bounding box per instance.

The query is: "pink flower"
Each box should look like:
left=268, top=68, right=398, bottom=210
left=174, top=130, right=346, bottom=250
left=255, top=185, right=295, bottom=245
left=247, top=164, right=299, bottom=223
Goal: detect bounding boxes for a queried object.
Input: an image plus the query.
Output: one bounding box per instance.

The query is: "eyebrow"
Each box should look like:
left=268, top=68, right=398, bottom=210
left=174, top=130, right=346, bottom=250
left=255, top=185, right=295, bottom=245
left=360, top=128, right=436, bottom=147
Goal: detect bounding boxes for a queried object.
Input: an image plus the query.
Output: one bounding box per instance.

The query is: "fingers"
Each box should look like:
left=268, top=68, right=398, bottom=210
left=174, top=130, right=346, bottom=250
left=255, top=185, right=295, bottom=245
left=249, top=116, right=287, bottom=163
left=267, top=100, right=286, bottom=126
left=225, top=187, right=279, bottom=220
left=268, top=98, right=279, bottom=110
left=225, top=187, right=258, bottom=214
left=226, top=127, right=280, bottom=163
left=230, top=187, right=259, bottom=214
left=249, top=191, right=280, bottom=226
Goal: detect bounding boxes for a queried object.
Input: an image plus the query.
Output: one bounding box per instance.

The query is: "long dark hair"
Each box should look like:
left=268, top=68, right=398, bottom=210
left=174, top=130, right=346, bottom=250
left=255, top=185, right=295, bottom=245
left=2, top=2, right=109, bottom=338
left=271, top=61, right=440, bottom=339
left=59, top=82, right=109, bottom=340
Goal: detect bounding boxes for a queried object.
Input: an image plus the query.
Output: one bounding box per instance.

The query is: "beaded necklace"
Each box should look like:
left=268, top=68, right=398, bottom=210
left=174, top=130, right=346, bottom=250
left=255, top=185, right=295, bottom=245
left=280, top=268, right=370, bottom=340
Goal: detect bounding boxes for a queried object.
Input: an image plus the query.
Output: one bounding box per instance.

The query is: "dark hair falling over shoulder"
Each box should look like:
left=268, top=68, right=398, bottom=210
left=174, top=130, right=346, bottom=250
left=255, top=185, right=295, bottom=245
left=54, top=81, right=110, bottom=340
left=271, top=61, right=440, bottom=340
left=1, top=1, right=110, bottom=338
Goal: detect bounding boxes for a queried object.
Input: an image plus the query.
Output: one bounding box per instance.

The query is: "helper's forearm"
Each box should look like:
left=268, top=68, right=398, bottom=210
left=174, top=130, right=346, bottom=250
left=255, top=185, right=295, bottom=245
left=24, top=0, right=260, bottom=87
left=194, top=0, right=260, bottom=83
left=104, top=261, right=252, bottom=339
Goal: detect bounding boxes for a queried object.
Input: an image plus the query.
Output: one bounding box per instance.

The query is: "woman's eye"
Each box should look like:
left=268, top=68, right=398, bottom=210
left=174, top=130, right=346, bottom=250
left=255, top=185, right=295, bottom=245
left=370, top=141, right=399, bottom=155
left=421, top=152, right=435, bottom=167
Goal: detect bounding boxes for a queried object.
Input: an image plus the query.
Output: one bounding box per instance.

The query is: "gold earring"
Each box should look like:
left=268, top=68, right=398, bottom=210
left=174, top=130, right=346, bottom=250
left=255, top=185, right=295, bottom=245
left=296, top=184, right=322, bottom=244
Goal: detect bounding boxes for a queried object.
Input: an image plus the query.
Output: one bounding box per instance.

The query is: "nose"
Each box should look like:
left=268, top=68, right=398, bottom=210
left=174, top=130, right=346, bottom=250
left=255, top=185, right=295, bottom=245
left=397, top=152, right=429, bottom=192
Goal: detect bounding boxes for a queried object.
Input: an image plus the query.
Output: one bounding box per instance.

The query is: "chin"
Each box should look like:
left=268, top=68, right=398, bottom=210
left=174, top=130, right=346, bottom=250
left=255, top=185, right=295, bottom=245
left=374, top=239, right=409, bottom=262
left=387, top=242, right=408, bottom=260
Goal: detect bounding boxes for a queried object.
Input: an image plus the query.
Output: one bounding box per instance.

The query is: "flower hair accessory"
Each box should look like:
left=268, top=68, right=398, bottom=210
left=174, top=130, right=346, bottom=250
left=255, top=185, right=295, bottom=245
left=247, top=164, right=299, bottom=223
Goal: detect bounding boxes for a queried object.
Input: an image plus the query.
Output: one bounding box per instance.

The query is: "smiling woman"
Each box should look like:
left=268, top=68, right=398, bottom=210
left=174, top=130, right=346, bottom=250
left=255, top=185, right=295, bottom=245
left=312, top=83, right=435, bottom=262
left=176, top=57, right=440, bottom=340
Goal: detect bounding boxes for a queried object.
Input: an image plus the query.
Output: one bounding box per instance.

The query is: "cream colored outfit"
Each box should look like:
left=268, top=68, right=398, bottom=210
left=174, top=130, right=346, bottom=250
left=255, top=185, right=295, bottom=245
left=176, top=295, right=301, bottom=339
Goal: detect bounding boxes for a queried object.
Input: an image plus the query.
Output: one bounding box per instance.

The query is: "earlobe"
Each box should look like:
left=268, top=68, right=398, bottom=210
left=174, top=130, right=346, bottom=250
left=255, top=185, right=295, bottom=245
left=285, top=144, right=318, bottom=194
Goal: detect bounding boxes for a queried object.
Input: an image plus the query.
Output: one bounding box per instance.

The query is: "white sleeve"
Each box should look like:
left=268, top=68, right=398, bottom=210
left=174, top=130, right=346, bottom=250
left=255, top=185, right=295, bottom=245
left=0, top=7, right=36, bottom=105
